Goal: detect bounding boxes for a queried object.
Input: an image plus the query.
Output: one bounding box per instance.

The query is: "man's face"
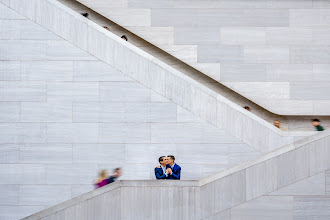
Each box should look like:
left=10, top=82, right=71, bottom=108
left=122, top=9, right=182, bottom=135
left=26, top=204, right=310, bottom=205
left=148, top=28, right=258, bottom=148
left=168, top=157, right=174, bottom=165
left=160, top=157, right=168, bottom=166
left=115, top=169, right=121, bottom=178
left=312, top=121, right=320, bottom=127
left=274, top=121, right=280, bottom=128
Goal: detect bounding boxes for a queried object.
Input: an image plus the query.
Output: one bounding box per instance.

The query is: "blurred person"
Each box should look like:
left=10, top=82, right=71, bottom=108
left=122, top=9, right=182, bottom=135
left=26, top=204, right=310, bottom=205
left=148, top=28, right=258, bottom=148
left=95, top=170, right=109, bottom=188
left=274, top=120, right=285, bottom=131
left=108, top=167, right=121, bottom=183
left=166, top=155, right=181, bottom=180
left=243, top=106, right=250, bottom=111
left=312, top=119, right=325, bottom=131
left=121, top=35, right=128, bottom=41
left=155, top=156, right=169, bottom=179
left=81, top=13, right=89, bottom=18
left=103, top=26, right=110, bottom=31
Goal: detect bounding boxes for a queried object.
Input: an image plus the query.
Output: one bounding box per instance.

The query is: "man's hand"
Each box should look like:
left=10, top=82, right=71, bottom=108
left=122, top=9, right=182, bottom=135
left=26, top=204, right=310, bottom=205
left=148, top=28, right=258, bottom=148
left=166, top=168, right=172, bottom=174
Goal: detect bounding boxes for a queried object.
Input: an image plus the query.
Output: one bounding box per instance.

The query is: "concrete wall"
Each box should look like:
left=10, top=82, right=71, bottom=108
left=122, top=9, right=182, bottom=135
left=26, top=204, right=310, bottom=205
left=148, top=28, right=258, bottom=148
left=22, top=131, right=330, bottom=220
left=75, top=0, right=330, bottom=115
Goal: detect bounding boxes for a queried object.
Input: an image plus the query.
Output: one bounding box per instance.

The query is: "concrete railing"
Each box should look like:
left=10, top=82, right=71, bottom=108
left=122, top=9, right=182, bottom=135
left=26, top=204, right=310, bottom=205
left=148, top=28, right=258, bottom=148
left=22, top=130, right=330, bottom=220
left=6, top=0, right=317, bottom=153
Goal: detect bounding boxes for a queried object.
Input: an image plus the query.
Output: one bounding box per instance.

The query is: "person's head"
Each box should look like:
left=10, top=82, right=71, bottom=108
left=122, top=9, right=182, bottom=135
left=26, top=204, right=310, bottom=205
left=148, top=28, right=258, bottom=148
left=113, top=168, right=121, bottom=178
left=312, top=119, right=320, bottom=127
left=81, top=13, right=89, bottom=18
left=158, top=156, right=168, bottom=167
left=103, top=26, right=109, bottom=31
left=99, top=170, right=107, bottom=179
left=167, top=155, right=175, bottom=166
left=121, top=35, right=128, bottom=41
left=274, top=120, right=281, bottom=128
left=244, top=106, right=250, bottom=111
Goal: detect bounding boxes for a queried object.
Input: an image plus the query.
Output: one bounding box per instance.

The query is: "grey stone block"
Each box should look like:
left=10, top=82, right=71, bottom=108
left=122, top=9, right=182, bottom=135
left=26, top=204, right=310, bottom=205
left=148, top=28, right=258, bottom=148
left=46, top=164, right=98, bottom=184
left=327, top=170, right=330, bottom=196
left=174, top=27, right=220, bottom=45
left=310, top=137, right=330, bottom=175
left=0, top=185, right=18, bottom=205
left=20, top=144, right=72, bottom=164
left=266, top=27, right=312, bottom=45
left=20, top=20, right=60, bottom=40
left=198, top=45, right=243, bottom=63
left=0, top=20, right=20, bottom=39
left=99, top=123, right=150, bottom=143
left=0, top=61, right=20, bottom=80
left=0, top=144, right=19, bottom=163
left=20, top=102, right=72, bottom=122
left=73, top=144, right=124, bottom=164
left=0, top=102, right=20, bottom=122
left=71, top=185, right=94, bottom=198
left=47, top=82, right=99, bottom=102
left=0, top=206, right=45, bottom=220
left=244, top=46, right=290, bottom=63
left=0, top=81, right=46, bottom=101
left=290, top=82, right=330, bottom=100
left=277, top=146, right=310, bottom=188
left=290, top=9, right=330, bottom=26
left=46, top=40, right=96, bottom=60
left=0, top=123, right=46, bottom=143
left=47, top=123, right=98, bottom=143
left=73, top=61, right=132, bottom=82
left=151, top=8, right=197, bottom=27
left=100, top=82, right=150, bottom=102
left=220, top=64, right=266, bottom=82
left=266, top=64, right=313, bottom=82
left=244, top=9, right=289, bottom=26
left=228, top=144, right=260, bottom=165
left=291, top=46, right=330, bottom=63
left=21, top=61, right=73, bottom=81
left=313, top=64, right=330, bottom=81
left=0, top=3, right=26, bottom=19
left=220, top=27, right=266, bottom=45
left=19, top=185, right=71, bottom=206
left=246, top=158, right=278, bottom=200
left=294, top=197, right=330, bottom=220
left=0, top=164, right=45, bottom=184
left=197, top=9, right=244, bottom=27
left=177, top=106, right=204, bottom=123
left=0, top=40, right=46, bottom=60
left=268, top=0, right=312, bottom=8
left=231, top=196, right=293, bottom=220
left=200, top=181, right=215, bottom=219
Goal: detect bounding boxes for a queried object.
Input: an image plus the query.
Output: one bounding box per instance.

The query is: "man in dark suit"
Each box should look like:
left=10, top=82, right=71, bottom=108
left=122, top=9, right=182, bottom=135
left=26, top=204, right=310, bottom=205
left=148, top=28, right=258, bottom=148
left=166, top=155, right=181, bottom=180
left=155, top=156, right=169, bottom=179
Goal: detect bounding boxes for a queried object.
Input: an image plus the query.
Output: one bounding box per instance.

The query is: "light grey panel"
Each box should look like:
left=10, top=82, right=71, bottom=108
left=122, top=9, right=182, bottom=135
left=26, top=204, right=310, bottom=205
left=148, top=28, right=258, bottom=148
left=214, top=170, right=246, bottom=213
left=177, top=106, right=204, bottom=123
left=20, top=143, right=72, bottom=164
left=151, top=91, right=170, bottom=103
left=174, top=27, right=220, bottom=45
left=310, top=137, right=330, bottom=175
left=47, top=82, right=99, bottom=102
left=314, top=64, right=330, bottom=81
left=220, top=27, right=266, bottom=45
left=177, top=144, right=228, bottom=164
left=73, top=61, right=132, bottom=81
left=246, top=158, right=277, bottom=200
left=46, top=164, right=98, bottom=184
left=100, top=82, right=150, bottom=102
left=290, top=82, right=330, bottom=100
left=0, top=61, right=20, bottom=80
left=178, top=163, right=203, bottom=180
left=228, top=144, right=260, bottom=165
left=270, top=172, right=325, bottom=196
left=124, top=103, right=149, bottom=122
left=0, top=81, right=46, bottom=101
left=99, top=123, right=150, bottom=143
left=47, top=123, right=98, bottom=143
left=220, top=64, right=266, bottom=82
left=149, top=103, right=177, bottom=122
left=266, top=27, right=312, bottom=45
left=313, top=27, right=330, bottom=45
left=0, top=144, right=19, bottom=163
left=203, top=123, right=242, bottom=144
left=197, top=9, right=244, bottom=27
left=71, top=185, right=94, bottom=198
left=46, top=40, right=96, bottom=60
left=20, top=20, right=60, bottom=40
left=291, top=46, right=330, bottom=63
left=244, top=46, right=290, bottom=63
left=128, top=0, right=172, bottom=8
left=313, top=0, right=330, bottom=8
left=294, top=197, right=330, bottom=220
left=0, top=0, right=9, bottom=5
left=200, top=182, right=215, bottom=219
left=73, top=144, right=124, bottom=163
left=277, top=146, right=310, bottom=188
left=290, top=9, right=330, bottom=26
left=231, top=196, right=293, bottom=220
left=0, top=185, right=18, bottom=205
left=20, top=102, right=72, bottom=122
left=0, top=123, right=46, bottom=143
left=0, top=102, right=20, bottom=122
left=151, top=8, right=198, bottom=27
left=266, top=64, right=313, bottom=82
left=0, top=206, right=44, bottom=220
left=119, top=163, right=153, bottom=180
left=0, top=40, right=46, bottom=60
left=244, top=9, right=289, bottom=26
left=0, top=20, right=20, bottom=39
left=198, top=45, right=243, bottom=63
left=0, top=3, right=26, bottom=19
left=268, top=0, right=312, bottom=8
left=0, top=164, right=45, bottom=184
left=205, top=210, right=231, bottom=220
left=125, top=144, right=154, bottom=164
left=21, top=61, right=73, bottom=81
left=19, top=185, right=71, bottom=205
